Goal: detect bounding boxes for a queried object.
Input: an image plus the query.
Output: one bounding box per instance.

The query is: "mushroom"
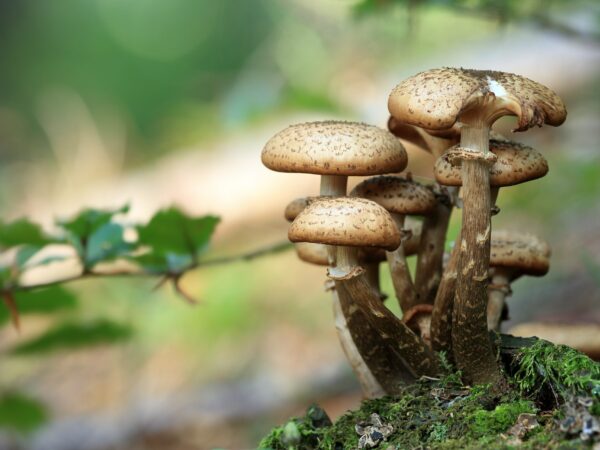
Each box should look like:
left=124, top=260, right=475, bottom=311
left=290, top=197, right=439, bottom=382
left=262, top=120, right=407, bottom=199
left=387, top=118, right=462, bottom=306
left=435, top=139, right=549, bottom=208
left=263, top=122, right=408, bottom=396
left=350, top=175, right=436, bottom=317
left=389, top=68, right=566, bottom=384
left=487, top=230, right=551, bottom=331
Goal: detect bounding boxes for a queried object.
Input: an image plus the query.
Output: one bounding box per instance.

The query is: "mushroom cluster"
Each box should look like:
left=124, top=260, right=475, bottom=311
left=261, top=68, right=566, bottom=396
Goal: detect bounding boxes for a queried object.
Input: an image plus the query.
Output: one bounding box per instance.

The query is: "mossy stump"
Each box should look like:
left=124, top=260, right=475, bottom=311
left=259, top=336, right=600, bottom=449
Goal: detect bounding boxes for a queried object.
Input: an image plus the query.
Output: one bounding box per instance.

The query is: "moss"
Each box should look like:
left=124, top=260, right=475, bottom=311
left=260, top=340, right=600, bottom=449
left=467, top=399, right=535, bottom=438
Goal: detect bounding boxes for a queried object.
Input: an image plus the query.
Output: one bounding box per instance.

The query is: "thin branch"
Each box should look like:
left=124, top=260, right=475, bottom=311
left=7, top=240, right=293, bottom=294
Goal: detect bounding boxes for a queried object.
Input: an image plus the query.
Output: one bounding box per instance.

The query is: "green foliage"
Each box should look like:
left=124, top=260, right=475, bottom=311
left=135, top=207, right=219, bottom=274
left=59, top=205, right=131, bottom=269
left=513, top=340, right=600, bottom=401
left=259, top=363, right=594, bottom=449
left=468, top=400, right=535, bottom=438
left=11, top=319, right=133, bottom=355
left=0, top=286, right=77, bottom=325
left=0, top=392, right=48, bottom=433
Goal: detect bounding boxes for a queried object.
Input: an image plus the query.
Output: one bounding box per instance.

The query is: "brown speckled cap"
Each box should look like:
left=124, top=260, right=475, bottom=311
left=434, top=140, right=548, bottom=187
left=490, top=230, right=551, bottom=276
left=387, top=116, right=459, bottom=157
left=284, top=196, right=322, bottom=222
left=351, top=175, right=436, bottom=215
left=288, top=197, right=401, bottom=251
left=262, top=121, right=408, bottom=175
left=388, top=68, right=567, bottom=132
left=360, top=222, right=421, bottom=262
left=294, top=242, right=329, bottom=266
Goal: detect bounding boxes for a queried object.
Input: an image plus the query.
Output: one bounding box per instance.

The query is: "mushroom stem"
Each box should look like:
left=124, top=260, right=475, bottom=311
left=451, top=121, right=504, bottom=385
left=335, top=269, right=440, bottom=379
left=334, top=284, right=410, bottom=394
left=363, top=262, right=383, bottom=300
left=430, top=231, right=461, bottom=360
left=320, top=175, right=348, bottom=198
left=487, top=270, right=511, bottom=331
left=332, top=288, right=386, bottom=398
left=414, top=186, right=455, bottom=305
left=386, top=214, right=418, bottom=312
left=319, top=174, right=386, bottom=397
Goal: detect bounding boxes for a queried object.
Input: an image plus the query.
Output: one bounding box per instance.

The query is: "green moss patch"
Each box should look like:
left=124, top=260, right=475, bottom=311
left=260, top=338, right=600, bottom=449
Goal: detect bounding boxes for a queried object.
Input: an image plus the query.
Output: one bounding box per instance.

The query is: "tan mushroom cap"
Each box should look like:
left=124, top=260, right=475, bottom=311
left=490, top=230, right=551, bottom=276
left=284, top=196, right=322, bottom=222
left=262, top=121, right=408, bottom=175
left=289, top=197, right=401, bottom=251
left=294, top=242, right=329, bottom=266
left=360, top=223, right=422, bottom=262
left=351, top=175, right=437, bottom=215
left=388, top=68, right=567, bottom=132
left=434, top=140, right=548, bottom=187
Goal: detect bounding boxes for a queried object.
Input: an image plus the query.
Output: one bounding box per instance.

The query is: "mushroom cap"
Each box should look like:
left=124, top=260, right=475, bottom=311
left=288, top=197, right=401, bottom=251
left=387, top=116, right=459, bottom=155
left=284, top=196, right=321, bottom=222
left=388, top=68, right=567, bottom=132
left=351, top=175, right=437, bottom=215
left=294, top=242, right=329, bottom=266
left=434, top=140, right=548, bottom=187
left=360, top=221, right=422, bottom=262
left=261, top=121, right=408, bottom=175
left=490, top=230, right=551, bottom=276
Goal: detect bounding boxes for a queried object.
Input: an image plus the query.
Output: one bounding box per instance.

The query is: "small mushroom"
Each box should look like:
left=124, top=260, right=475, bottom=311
left=351, top=175, right=436, bottom=312
left=388, top=68, right=566, bottom=384
left=487, top=230, right=551, bottom=331
left=290, top=197, right=439, bottom=381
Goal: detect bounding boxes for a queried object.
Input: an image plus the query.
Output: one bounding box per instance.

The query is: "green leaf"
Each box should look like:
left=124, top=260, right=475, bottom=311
left=0, top=286, right=78, bottom=326
left=135, top=207, right=219, bottom=273
left=0, top=219, right=52, bottom=248
left=11, top=319, right=133, bottom=355
left=85, top=223, right=135, bottom=268
left=58, top=205, right=129, bottom=260
left=0, top=392, right=48, bottom=433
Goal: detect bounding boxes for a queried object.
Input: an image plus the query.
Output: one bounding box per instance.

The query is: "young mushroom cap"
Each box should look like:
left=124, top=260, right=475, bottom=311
left=350, top=176, right=437, bottom=216
left=388, top=68, right=567, bottom=131
left=288, top=197, right=401, bottom=251
left=491, top=230, right=551, bottom=277
left=284, top=196, right=321, bottom=222
left=294, top=242, right=330, bottom=266
left=262, top=121, right=408, bottom=175
left=434, top=140, right=549, bottom=187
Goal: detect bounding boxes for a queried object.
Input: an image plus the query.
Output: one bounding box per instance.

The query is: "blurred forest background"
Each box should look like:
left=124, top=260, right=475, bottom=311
left=0, top=0, right=598, bottom=449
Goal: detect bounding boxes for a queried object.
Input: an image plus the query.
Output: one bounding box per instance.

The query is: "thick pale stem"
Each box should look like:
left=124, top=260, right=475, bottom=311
left=415, top=186, right=455, bottom=305
left=487, top=271, right=511, bottom=331
left=451, top=123, right=504, bottom=385
left=320, top=175, right=347, bottom=198
left=386, top=214, right=418, bottom=312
